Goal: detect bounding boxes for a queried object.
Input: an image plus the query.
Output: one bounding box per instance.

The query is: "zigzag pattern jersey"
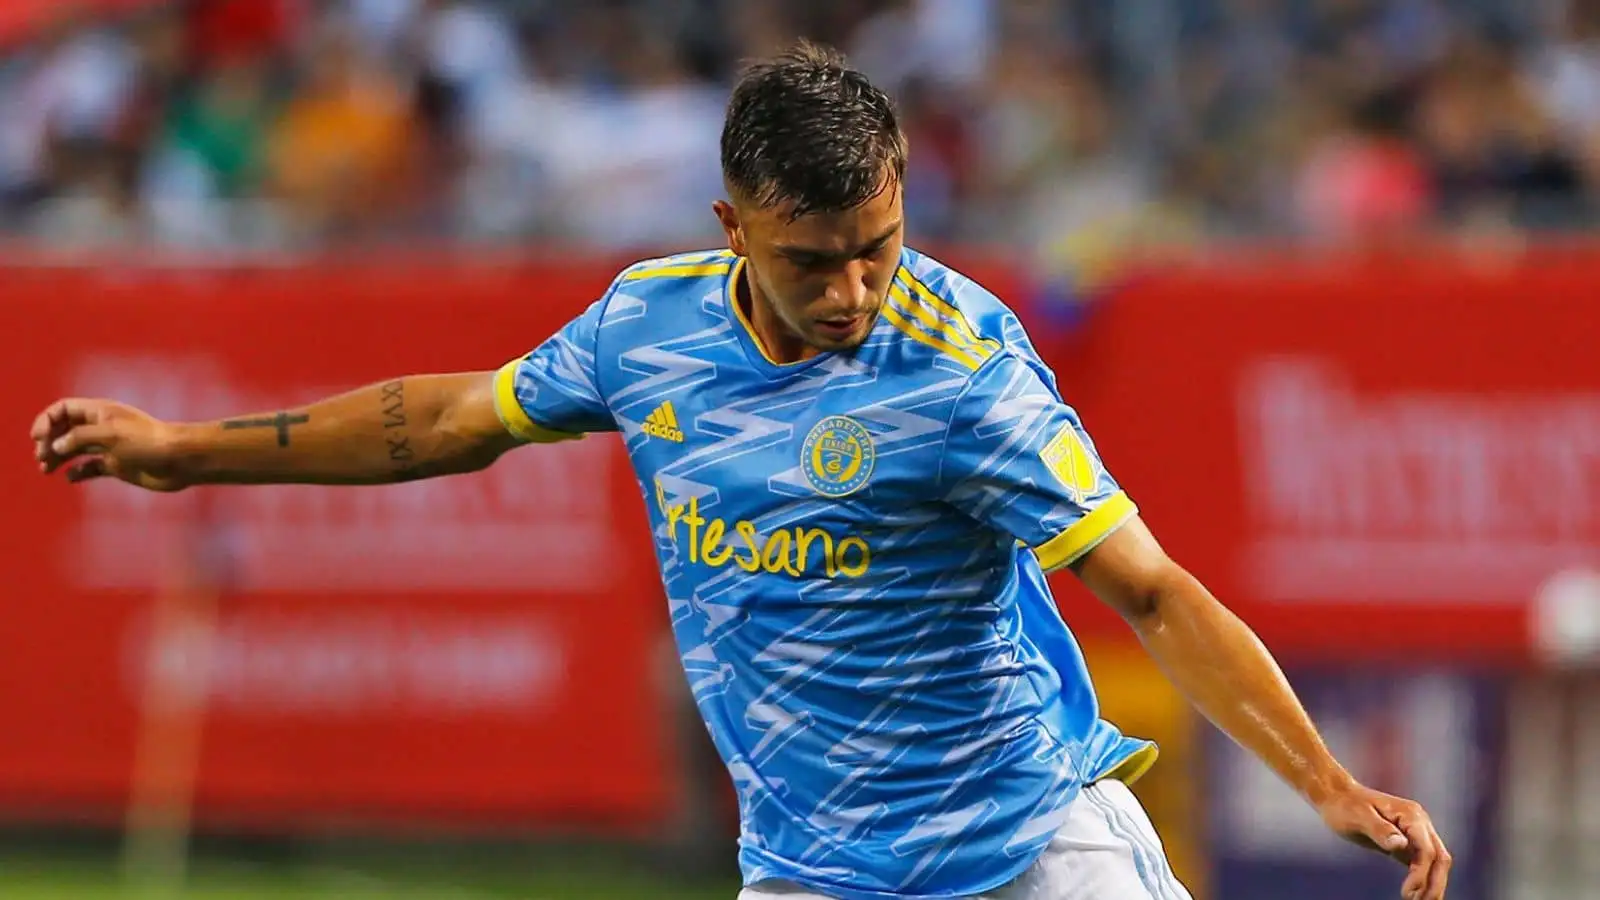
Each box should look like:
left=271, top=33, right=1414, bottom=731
left=495, top=248, right=1157, bottom=900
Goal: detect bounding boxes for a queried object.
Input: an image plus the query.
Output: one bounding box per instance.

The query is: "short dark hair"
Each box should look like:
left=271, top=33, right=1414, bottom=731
left=721, top=40, right=907, bottom=220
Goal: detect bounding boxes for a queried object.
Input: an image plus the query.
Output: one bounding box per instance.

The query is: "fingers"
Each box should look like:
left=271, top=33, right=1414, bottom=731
left=39, top=423, right=116, bottom=473
left=32, top=399, right=105, bottom=469
left=66, top=458, right=109, bottom=483
left=32, top=399, right=98, bottom=438
left=1393, top=807, right=1451, bottom=900
left=1353, top=806, right=1409, bottom=855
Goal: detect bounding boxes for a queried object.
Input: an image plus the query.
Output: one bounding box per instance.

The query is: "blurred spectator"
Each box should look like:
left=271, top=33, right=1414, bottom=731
left=161, top=61, right=273, bottom=202
left=1293, top=87, right=1432, bottom=243
left=0, top=15, right=135, bottom=213
left=265, top=18, right=414, bottom=239
left=1416, top=33, right=1588, bottom=230
left=0, top=0, right=1595, bottom=252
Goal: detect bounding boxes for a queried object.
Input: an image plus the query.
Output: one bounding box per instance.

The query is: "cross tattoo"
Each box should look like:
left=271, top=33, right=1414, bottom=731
left=222, top=412, right=310, bottom=447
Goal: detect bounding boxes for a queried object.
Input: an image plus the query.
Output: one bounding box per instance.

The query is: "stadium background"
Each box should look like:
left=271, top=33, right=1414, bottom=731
left=0, top=1, right=1597, bottom=898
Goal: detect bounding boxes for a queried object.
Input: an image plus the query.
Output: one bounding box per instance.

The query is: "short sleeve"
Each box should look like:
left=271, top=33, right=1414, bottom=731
left=493, top=295, right=616, bottom=442
left=938, top=351, right=1138, bottom=573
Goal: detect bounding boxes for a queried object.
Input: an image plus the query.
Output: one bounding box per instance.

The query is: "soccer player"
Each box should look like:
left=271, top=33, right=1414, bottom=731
left=31, top=42, right=1450, bottom=900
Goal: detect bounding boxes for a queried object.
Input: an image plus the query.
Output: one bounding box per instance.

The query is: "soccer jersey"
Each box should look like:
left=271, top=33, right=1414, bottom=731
left=495, top=247, right=1157, bottom=900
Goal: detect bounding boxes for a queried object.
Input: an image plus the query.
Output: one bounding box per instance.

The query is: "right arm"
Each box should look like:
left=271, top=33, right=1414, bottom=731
left=32, top=369, right=570, bottom=490
left=183, top=371, right=529, bottom=485
left=34, top=291, right=619, bottom=491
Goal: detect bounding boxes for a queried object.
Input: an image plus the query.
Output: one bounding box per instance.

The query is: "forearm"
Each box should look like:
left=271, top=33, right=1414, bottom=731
left=1128, top=568, right=1354, bottom=805
left=171, top=373, right=513, bottom=485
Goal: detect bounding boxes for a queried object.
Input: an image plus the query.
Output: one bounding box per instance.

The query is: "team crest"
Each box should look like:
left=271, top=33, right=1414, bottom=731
left=1040, top=423, right=1099, bottom=503
left=802, top=416, right=876, bottom=497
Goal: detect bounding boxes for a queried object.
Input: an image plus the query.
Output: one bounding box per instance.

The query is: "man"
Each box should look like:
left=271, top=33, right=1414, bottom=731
left=31, top=42, right=1449, bottom=900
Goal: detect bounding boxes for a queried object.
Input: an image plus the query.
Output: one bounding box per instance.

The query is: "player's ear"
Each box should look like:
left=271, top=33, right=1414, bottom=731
left=713, top=200, right=747, bottom=256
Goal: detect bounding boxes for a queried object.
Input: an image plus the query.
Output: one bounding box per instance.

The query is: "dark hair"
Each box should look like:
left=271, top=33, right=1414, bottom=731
left=721, top=40, right=907, bottom=219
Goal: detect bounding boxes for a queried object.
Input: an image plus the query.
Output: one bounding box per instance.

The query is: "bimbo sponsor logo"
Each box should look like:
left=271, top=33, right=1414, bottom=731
left=1237, top=358, right=1600, bottom=603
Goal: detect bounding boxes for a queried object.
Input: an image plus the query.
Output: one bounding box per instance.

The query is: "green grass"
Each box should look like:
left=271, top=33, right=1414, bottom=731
left=0, top=847, right=741, bottom=900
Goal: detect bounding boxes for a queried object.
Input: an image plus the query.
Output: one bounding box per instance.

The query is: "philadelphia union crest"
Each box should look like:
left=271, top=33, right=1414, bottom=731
left=802, top=416, right=876, bottom=497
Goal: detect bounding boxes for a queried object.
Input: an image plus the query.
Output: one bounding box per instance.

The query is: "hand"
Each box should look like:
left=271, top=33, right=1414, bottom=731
left=1317, top=782, right=1451, bottom=900
left=31, top=398, right=190, bottom=492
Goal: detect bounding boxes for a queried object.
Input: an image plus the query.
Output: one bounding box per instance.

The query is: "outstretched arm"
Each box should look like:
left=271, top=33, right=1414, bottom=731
left=32, top=371, right=541, bottom=490
left=1074, top=517, right=1452, bottom=900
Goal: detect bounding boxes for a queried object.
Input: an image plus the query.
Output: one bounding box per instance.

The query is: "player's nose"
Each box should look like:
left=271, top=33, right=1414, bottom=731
left=824, top=262, right=872, bottom=313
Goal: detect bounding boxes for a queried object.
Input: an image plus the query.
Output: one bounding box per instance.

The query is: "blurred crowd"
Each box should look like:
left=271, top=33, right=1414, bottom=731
left=1, top=0, right=1598, bottom=259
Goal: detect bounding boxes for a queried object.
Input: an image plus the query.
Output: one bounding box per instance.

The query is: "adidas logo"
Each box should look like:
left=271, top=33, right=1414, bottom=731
left=641, top=401, right=685, bottom=443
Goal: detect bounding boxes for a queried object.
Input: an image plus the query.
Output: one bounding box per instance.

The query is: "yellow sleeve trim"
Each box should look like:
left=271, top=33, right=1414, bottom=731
left=1032, top=491, right=1138, bottom=573
left=1101, top=743, right=1160, bottom=786
left=493, top=360, right=584, bottom=444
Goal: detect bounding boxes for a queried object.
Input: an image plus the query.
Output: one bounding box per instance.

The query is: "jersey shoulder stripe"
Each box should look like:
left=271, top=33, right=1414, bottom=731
left=885, top=274, right=991, bottom=371
left=621, top=249, right=734, bottom=282
left=900, top=264, right=1003, bottom=356
left=883, top=251, right=1007, bottom=371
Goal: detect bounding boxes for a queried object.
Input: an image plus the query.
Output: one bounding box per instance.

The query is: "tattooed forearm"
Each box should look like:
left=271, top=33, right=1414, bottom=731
left=394, top=459, right=449, bottom=482
left=380, top=379, right=406, bottom=429
left=378, top=379, right=419, bottom=475
left=221, top=412, right=310, bottom=447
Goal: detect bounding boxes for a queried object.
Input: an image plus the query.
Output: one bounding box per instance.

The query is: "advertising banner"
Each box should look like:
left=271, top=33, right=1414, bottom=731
left=1034, top=252, right=1600, bottom=663
left=0, top=260, right=673, bottom=829
left=2, top=248, right=1593, bottom=829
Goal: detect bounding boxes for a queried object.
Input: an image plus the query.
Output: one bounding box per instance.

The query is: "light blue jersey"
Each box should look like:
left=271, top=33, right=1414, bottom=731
left=495, top=247, right=1156, bottom=899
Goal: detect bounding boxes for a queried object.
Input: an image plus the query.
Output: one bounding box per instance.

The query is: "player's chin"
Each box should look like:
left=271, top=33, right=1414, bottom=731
left=808, top=314, right=874, bottom=350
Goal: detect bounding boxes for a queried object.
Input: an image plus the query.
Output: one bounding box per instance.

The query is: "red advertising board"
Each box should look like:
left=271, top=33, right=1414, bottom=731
left=1034, top=249, right=1600, bottom=665
left=0, top=247, right=1595, bottom=829
left=0, top=259, right=673, bottom=829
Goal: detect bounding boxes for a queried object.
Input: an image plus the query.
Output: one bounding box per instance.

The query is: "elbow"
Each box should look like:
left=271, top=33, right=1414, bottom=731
left=426, top=426, right=515, bottom=479
left=426, top=379, right=520, bottom=477
left=1112, top=558, right=1193, bottom=631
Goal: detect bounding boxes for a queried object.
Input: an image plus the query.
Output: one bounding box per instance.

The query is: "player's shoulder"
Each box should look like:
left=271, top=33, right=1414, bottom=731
left=886, top=247, right=1037, bottom=374
left=613, top=248, right=736, bottom=289
left=595, top=248, right=736, bottom=330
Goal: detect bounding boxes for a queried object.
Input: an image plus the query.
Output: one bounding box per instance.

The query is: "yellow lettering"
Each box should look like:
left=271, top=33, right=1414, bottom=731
left=701, top=519, right=733, bottom=567
left=666, top=503, right=685, bottom=542
left=796, top=528, right=837, bottom=578
left=654, top=479, right=668, bottom=515
left=836, top=537, right=870, bottom=578
left=667, top=515, right=871, bottom=579
left=735, top=521, right=762, bottom=572
left=683, top=496, right=705, bottom=565
left=762, top=530, right=801, bottom=576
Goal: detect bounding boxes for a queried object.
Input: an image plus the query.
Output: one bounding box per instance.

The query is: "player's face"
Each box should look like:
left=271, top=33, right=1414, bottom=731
left=715, top=179, right=904, bottom=356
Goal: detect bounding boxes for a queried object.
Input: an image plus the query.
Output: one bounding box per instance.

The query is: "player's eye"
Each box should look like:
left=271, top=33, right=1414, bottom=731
left=786, top=254, right=836, bottom=274
left=857, top=241, right=891, bottom=261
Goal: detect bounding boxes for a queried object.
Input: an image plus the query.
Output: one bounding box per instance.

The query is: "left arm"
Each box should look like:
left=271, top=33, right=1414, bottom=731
left=938, top=347, right=1451, bottom=900
left=1073, top=517, right=1452, bottom=900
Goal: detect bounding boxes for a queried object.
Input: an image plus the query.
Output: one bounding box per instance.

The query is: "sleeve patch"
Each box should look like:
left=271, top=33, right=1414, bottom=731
left=1040, top=423, right=1099, bottom=504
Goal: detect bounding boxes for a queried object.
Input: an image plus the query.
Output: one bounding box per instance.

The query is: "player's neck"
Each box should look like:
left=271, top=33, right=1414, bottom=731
left=739, top=266, right=820, bottom=364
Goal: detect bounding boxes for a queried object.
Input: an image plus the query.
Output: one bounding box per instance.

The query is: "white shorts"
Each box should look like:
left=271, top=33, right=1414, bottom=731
left=738, top=779, right=1193, bottom=900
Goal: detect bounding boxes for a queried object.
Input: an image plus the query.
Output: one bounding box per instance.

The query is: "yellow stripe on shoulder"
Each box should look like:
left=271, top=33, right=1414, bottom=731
left=622, top=261, right=733, bottom=282
left=886, top=276, right=994, bottom=370
left=881, top=297, right=985, bottom=370
left=492, top=361, right=584, bottom=444
left=888, top=278, right=980, bottom=352
left=900, top=267, right=1002, bottom=355
left=622, top=251, right=735, bottom=282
